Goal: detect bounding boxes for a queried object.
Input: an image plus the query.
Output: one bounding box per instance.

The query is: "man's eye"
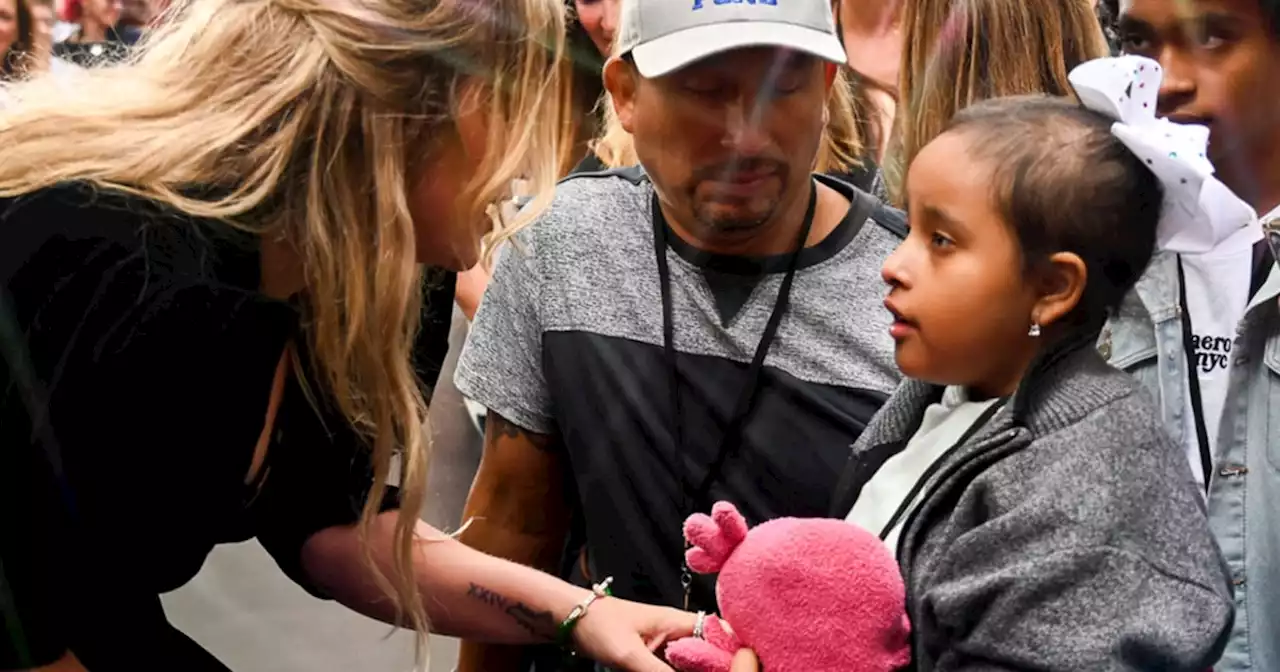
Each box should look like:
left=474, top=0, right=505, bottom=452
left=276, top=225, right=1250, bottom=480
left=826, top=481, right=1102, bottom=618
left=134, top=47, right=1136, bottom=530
left=1119, top=33, right=1153, bottom=54
left=765, top=73, right=805, bottom=96
left=931, top=233, right=954, bottom=249
left=1197, top=30, right=1227, bottom=50
left=681, top=78, right=723, bottom=95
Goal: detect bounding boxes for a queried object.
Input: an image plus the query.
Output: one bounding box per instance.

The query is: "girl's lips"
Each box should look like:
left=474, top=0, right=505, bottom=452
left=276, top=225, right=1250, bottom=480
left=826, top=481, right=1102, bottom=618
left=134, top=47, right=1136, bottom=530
left=889, top=320, right=916, bottom=339
left=884, top=299, right=918, bottom=339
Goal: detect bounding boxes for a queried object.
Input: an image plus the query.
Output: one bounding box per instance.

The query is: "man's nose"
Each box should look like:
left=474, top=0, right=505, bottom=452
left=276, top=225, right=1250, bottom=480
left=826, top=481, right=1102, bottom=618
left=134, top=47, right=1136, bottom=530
left=1155, top=47, right=1198, bottom=116
left=721, top=100, right=770, bottom=156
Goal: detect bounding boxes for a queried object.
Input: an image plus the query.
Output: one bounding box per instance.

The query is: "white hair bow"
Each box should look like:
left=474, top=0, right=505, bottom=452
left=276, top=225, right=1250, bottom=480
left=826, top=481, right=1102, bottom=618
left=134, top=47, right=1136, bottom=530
left=1068, top=55, right=1259, bottom=254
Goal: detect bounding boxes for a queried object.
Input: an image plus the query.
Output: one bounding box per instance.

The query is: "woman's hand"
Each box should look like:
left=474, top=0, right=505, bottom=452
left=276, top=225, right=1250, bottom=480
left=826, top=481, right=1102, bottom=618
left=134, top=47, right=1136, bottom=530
left=571, top=597, right=697, bottom=672
left=731, top=648, right=760, bottom=672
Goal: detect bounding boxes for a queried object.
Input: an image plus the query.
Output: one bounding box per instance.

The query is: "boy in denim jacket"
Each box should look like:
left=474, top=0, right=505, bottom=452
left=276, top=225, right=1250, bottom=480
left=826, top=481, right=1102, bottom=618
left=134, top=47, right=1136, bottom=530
left=1109, top=1, right=1280, bottom=669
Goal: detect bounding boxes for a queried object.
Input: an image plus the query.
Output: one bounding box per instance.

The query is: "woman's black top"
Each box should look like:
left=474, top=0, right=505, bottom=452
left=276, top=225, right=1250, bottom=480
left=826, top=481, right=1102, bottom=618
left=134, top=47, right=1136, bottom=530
left=0, top=184, right=454, bottom=670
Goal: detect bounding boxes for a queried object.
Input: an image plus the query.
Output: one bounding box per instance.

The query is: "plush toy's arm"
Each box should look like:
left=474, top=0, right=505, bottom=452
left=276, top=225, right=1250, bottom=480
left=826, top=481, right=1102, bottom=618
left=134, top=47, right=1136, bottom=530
left=666, top=637, right=735, bottom=672
left=665, top=615, right=743, bottom=672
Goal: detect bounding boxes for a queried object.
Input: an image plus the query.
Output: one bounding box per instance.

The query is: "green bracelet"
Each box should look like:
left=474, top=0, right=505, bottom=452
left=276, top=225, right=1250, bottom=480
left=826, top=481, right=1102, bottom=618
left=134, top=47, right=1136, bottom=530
left=557, top=577, right=614, bottom=650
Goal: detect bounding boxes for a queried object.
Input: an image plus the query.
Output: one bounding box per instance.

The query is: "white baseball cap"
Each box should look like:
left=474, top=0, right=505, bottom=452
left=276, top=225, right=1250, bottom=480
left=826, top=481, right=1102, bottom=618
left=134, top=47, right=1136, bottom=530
left=615, top=0, right=848, bottom=79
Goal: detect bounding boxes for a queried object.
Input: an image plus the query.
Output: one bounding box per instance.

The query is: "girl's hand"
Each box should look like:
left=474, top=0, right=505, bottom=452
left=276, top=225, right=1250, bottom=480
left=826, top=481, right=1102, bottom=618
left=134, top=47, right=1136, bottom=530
left=731, top=648, right=760, bottom=672
left=572, top=597, right=697, bottom=672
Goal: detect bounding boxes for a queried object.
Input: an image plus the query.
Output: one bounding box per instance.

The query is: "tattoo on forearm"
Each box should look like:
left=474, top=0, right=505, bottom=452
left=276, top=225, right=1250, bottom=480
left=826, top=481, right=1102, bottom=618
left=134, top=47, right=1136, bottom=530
left=467, top=582, right=558, bottom=641
left=489, top=414, right=557, bottom=452
left=467, top=582, right=510, bottom=610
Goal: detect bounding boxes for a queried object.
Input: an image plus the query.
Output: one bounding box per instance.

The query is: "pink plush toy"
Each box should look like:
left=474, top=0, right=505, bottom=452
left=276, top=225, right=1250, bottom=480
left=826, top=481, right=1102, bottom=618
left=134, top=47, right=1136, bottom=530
left=665, top=501, right=912, bottom=672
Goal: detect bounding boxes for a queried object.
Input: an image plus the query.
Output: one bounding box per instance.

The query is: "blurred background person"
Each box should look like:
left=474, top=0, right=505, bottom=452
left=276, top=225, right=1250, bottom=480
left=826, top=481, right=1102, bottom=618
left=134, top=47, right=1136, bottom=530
left=25, top=0, right=76, bottom=74
left=117, top=0, right=156, bottom=34
left=883, top=0, right=1110, bottom=205
left=1096, top=0, right=1121, bottom=53
left=566, top=0, right=613, bottom=173
left=835, top=0, right=901, bottom=163
left=52, top=0, right=131, bottom=67
left=0, top=0, right=31, bottom=79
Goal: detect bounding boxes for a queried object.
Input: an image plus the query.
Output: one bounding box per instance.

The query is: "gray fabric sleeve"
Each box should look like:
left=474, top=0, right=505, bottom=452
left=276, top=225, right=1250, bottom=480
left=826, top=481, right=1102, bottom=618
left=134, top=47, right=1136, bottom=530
left=454, top=237, right=555, bottom=435
left=919, top=422, right=1234, bottom=671
left=924, top=545, right=1232, bottom=671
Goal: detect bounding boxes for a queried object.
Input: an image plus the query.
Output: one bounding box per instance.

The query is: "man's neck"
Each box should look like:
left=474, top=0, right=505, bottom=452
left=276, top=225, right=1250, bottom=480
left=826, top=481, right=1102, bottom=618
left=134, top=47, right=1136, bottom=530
left=663, top=181, right=848, bottom=257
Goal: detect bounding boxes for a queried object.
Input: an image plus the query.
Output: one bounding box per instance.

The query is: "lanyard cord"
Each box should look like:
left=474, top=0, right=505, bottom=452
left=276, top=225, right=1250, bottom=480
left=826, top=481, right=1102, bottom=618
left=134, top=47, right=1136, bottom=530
left=1176, top=256, right=1214, bottom=495
left=652, top=183, right=816, bottom=610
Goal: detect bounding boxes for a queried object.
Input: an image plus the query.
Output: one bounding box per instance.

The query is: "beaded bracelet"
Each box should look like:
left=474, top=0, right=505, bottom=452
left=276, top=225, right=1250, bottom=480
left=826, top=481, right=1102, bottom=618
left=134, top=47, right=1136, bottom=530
left=556, top=576, right=614, bottom=651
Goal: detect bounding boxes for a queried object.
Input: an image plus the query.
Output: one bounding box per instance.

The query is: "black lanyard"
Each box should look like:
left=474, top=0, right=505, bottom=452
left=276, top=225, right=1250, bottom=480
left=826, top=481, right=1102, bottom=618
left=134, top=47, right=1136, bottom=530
left=873, top=398, right=1007, bottom=542
left=1175, top=256, right=1213, bottom=495
left=652, top=182, right=817, bottom=611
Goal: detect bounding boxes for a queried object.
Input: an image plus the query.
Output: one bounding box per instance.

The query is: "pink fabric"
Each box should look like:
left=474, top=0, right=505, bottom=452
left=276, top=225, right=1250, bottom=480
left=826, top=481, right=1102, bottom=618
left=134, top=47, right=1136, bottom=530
left=667, top=501, right=911, bottom=672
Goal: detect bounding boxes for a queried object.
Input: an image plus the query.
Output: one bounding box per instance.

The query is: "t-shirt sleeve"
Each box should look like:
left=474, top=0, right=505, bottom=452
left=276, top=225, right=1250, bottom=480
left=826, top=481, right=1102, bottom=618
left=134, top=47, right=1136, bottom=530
left=454, top=236, right=555, bottom=435
left=250, top=362, right=402, bottom=599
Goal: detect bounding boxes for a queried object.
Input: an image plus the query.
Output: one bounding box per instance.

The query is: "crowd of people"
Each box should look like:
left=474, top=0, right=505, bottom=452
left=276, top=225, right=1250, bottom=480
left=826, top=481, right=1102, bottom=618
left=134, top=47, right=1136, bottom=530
left=2, top=0, right=1279, bottom=670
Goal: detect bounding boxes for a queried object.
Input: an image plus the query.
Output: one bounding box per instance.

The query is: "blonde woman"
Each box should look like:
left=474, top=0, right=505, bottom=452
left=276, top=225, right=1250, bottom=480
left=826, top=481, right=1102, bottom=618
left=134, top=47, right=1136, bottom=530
left=0, top=0, right=693, bottom=669
left=883, top=0, right=1109, bottom=203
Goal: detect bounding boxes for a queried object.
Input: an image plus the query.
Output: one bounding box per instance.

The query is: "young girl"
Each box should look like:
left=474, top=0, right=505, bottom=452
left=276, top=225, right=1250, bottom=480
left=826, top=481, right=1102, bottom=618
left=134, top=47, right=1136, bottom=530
left=831, top=94, right=1235, bottom=668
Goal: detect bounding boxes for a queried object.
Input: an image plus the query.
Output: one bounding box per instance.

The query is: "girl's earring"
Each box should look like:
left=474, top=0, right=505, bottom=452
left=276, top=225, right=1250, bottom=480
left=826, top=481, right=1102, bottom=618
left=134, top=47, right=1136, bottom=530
left=1028, top=323, right=1042, bottom=338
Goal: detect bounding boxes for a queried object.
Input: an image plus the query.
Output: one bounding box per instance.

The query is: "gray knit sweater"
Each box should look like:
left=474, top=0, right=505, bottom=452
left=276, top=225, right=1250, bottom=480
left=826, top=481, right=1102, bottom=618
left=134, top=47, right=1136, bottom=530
left=831, top=340, right=1234, bottom=671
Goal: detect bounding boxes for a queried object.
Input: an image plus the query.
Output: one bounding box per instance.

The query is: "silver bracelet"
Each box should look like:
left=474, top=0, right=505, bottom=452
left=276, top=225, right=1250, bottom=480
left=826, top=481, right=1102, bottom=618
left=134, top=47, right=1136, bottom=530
left=693, top=610, right=708, bottom=639
left=557, top=577, right=614, bottom=650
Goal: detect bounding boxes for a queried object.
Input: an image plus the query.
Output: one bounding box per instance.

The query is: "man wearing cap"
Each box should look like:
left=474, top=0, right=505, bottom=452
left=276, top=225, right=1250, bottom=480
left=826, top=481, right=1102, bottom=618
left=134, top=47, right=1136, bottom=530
left=453, top=0, right=901, bottom=668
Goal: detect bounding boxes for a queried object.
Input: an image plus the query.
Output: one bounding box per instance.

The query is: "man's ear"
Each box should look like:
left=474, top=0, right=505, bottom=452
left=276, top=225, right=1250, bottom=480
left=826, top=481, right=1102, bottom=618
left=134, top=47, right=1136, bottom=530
left=1031, top=251, right=1088, bottom=329
left=603, top=56, right=640, bottom=133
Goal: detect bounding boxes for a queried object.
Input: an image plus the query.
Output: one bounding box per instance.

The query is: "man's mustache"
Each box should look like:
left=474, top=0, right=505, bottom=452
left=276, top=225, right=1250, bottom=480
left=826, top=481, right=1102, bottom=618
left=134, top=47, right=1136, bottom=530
left=692, top=158, right=788, bottom=182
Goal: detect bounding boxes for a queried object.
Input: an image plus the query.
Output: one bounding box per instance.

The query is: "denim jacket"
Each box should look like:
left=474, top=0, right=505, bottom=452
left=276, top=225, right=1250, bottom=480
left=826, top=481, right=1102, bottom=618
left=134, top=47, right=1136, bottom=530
left=1102, top=250, right=1280, bottom=672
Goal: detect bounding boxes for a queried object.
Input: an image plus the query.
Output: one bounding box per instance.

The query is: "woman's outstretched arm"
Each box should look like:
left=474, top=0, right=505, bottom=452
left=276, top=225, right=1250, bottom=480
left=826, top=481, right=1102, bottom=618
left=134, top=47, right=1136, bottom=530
left=301, top=512, right=695, bottom=672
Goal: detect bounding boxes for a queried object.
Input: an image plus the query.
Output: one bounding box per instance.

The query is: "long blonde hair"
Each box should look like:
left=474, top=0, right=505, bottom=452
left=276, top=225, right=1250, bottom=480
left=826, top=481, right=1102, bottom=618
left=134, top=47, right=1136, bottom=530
left=0, top=0, right=569, bottom=658
left=886, top=0, right=1108, bottom=203
left=592, top=58, right=870, bottom=175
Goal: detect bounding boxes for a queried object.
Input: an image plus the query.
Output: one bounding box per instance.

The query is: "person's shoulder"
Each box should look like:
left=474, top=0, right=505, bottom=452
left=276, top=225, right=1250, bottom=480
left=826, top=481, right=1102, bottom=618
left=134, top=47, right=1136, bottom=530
left=815, top=175, right=904, bottom=267
left=513, top=166, right=652, bottom=247
left=1, top=183, right=257, bottom=289
left=1041, top=367, right=1162, bottom=448
left=553, top=165, right=650, bottom=212
left=1011, top=364, right=1198, bottom=525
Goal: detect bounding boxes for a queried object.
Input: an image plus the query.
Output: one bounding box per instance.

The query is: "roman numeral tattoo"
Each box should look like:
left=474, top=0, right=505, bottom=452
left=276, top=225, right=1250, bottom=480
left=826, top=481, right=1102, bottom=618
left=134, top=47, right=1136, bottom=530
left=466, top=583, right=558, bottom=641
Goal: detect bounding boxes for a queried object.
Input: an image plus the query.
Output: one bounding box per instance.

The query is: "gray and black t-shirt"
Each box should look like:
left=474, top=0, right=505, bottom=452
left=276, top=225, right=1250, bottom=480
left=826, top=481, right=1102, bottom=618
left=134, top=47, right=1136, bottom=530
left=455, top=168, right=901, bottom=609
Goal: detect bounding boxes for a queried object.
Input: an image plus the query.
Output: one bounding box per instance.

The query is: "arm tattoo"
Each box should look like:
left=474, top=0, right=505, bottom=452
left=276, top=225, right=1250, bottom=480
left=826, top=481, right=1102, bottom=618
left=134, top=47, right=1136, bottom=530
left=466, top=582, right=558, bottom=641
left=489, top=413, right=558, bottom=452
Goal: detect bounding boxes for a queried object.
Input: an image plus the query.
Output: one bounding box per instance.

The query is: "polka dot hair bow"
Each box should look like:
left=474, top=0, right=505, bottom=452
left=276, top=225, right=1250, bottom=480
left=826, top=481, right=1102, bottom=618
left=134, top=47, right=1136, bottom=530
left=1068, top=55, right=1259, bottom=254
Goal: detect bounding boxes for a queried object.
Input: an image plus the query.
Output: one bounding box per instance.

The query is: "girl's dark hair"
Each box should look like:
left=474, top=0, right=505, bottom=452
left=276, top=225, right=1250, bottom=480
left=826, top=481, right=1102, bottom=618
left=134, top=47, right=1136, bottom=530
left=945, top=95, right=1164, bottom=324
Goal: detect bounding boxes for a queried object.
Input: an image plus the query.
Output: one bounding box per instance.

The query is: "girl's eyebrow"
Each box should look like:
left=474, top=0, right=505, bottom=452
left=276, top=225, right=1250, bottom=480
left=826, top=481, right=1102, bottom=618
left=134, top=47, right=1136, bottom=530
left=921, top=203, right=968, bottom=234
